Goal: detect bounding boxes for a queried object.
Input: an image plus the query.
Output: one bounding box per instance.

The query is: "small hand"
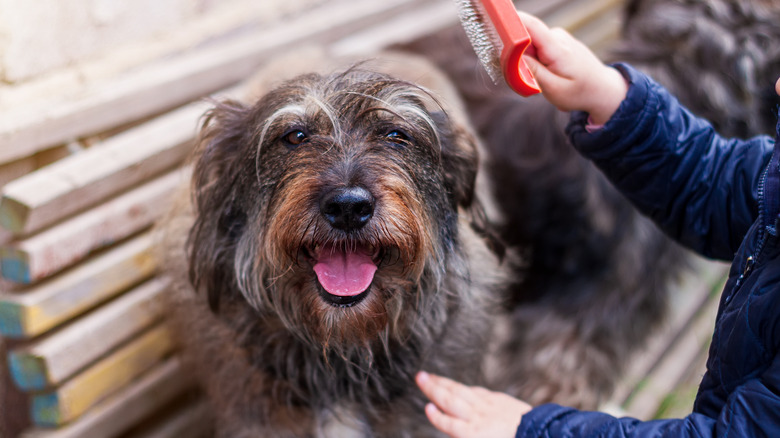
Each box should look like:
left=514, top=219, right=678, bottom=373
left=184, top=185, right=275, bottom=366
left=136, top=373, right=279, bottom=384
left=416, top=371, right=532, bottom=438
left=518, top=11, right=628, bottom=124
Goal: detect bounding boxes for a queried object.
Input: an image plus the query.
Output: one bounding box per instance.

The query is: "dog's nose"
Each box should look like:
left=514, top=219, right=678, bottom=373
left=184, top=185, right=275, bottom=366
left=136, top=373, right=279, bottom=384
left=320, top=187, right=375, bottom=231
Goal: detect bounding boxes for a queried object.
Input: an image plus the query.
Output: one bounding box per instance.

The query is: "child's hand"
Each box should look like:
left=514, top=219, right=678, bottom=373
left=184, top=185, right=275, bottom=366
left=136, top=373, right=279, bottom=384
left=518, top=11, right=628, bottom=125
left=416, top=371, right=532, bottom=438
left=776, top=77, right=780, bottom=96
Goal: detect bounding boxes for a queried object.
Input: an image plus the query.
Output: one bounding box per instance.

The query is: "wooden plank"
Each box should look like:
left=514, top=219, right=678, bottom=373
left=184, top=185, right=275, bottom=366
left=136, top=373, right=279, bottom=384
left=569, top=4, right=622, bottom=51
left=607, top=258, right=728, bottom=407
left=0, top=233, right=156, bottom=339
left=1, top=338, right=32, bottom=437
left=543, top=0, right=624, bottom=32
left=0, top=157, right=37, bottom=189
left=1, top=169, right=187, bottom=283
left=30, top=324, right=175, bottom=427
left=127, top=400, right=210, bottom=438
left=8, top=277, right=169, bottom=391
left=20, top=357, right=189, bottom=438
left=331, top=0, right=574, bottom=58
left=0, top=103, right=207, bottom=236
left=0, top=0, right=434, bottom=166
left=0, top=228, right=12, bottom=246
left=651, top=350, right=708, bottom=420
left=331, top=1, right=459, bottom=57
left=34, top=146, right=73, bottom=170
left=0, top=148, right=70, bottom=193
left=621, top=273, right=723, bottom=420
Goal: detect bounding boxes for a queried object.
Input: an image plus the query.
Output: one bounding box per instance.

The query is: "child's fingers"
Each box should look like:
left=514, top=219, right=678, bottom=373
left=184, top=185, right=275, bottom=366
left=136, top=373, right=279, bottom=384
left=424, top=403, right=468, bottom=438
left=522, top=55, right=572, bottom=100
left=517, top=11, right=550, bottom=43
left=775, top=77, right=780, bottom=96
left=416, top=372, right=475, bottom=419
left=517, top=11, right=565, bottom=66
left=522, top=54, right=547, bottom=87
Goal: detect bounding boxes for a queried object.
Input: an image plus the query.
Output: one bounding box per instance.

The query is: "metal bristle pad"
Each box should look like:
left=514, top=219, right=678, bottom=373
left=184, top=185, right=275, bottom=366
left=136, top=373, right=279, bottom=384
left=453, top=0, right=503, bottom=83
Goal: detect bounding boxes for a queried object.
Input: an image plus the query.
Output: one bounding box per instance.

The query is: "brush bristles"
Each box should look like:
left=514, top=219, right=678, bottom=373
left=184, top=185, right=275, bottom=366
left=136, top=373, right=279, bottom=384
left=454, top=0, right=503, bottom=83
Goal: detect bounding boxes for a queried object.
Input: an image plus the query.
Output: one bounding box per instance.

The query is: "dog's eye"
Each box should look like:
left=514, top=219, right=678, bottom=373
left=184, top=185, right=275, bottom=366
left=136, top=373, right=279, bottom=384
left=281, top=129, right=308, bottom=148
left=384, top=129, right=411, bottom=145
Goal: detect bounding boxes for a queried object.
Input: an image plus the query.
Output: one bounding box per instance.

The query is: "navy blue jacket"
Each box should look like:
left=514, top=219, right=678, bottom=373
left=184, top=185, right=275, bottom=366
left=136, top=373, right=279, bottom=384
left=516, top=64, right=780, bottom=437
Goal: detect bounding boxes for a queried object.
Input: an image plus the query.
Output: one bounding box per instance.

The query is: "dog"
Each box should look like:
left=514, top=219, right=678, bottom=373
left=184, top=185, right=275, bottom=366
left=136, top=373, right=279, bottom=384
left=162, top=52, right=515, bottom=437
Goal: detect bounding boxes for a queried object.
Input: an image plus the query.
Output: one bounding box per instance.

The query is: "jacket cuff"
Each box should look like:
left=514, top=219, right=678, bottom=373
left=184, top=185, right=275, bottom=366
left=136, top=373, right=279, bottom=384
left=516, top=403, right=577, bottom=438
left=566, top=63, right=659, bottom=157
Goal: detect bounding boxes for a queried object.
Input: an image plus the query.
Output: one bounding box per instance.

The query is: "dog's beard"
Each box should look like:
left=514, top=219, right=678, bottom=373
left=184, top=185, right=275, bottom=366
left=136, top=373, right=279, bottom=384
left=231, top=201, right=447, bottom=354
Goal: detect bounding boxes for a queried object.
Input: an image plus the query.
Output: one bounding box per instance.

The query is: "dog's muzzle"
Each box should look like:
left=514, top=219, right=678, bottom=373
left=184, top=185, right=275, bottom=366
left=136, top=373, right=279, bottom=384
left=310, top=186, right=380, bottom=307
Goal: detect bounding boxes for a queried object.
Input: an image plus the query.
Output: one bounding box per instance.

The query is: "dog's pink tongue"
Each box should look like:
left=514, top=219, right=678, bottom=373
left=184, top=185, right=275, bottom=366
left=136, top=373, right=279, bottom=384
left=313, top=247, right=377, bottom=296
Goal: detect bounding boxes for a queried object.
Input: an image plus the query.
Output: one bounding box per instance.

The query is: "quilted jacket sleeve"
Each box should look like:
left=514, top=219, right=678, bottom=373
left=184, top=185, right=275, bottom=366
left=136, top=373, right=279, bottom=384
left=566, top=63, right=774, bottom=261
left=515, top=346, right=780, bottom=437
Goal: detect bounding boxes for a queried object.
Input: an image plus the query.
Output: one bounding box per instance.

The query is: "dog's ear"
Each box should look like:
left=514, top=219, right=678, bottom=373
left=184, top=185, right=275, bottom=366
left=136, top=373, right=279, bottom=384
left=434, top=111, right=506, bottom=258
left=434, top=111, right=479, bottom=210
left=187, top=100, right=252, bottom=313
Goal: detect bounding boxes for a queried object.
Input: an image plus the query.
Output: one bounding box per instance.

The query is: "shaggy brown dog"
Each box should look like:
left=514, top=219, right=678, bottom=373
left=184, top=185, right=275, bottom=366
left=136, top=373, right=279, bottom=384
left=163, top=53, right=513, bottom=437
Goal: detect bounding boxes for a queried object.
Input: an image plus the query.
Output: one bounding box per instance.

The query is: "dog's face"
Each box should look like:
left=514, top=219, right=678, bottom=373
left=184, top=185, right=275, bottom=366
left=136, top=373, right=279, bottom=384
left=187, top=68, right=481, bottom=350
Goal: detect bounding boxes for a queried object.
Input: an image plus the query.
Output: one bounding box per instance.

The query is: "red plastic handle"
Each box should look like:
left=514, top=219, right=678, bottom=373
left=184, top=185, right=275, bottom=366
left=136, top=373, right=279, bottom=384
left=480, top=0, right=541, bottom=96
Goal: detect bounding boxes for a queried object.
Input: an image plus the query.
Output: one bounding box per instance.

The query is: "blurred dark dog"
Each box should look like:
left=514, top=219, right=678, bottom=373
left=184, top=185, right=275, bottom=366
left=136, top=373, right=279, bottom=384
left=620, top=0, right=780, bottom=138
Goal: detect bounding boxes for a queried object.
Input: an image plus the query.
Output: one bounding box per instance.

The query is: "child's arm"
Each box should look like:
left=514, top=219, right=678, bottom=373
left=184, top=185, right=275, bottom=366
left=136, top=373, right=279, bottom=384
left=520, top=11, right=776, bottom=259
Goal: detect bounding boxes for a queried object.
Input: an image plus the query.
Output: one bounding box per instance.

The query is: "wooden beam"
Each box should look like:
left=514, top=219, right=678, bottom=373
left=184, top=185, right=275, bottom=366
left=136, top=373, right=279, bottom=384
left=331, top=0, right=574, bottom=58
left=1, top=338, right=32, bottom=437
left=20, top=357, right=190, bottom=438
left=622, top=285, right=720, bottom=420
left=608, top=259, right=728, bottom=407
left=0, top=0, right=434, bottom=166
left=569, top=4, right=623, bottom=54
left=30, top=324, right=175, bottom=427
left=1, top=168, right=188, bottom=283
left=542, top=0, right=624, bottom=32
left=8, top=277, right=169, bottom=391
left=331, top=1, right=458, bottom=57
left=126, top=400, right=210, bottom=438
left=0, top=233, right=156, bottom=339
left=0, top=102, right=207, bottom=236
left=0, top=158, right=36, bottom=189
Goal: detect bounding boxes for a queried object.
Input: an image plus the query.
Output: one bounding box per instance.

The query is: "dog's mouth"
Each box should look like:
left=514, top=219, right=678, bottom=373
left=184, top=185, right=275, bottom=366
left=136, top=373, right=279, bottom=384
left=307, top=243, right=382, bottom=307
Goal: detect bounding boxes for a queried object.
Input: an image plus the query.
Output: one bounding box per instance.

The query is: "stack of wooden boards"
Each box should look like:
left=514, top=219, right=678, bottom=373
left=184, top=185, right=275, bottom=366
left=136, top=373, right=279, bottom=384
left=0, top=0, right=723, bottom=436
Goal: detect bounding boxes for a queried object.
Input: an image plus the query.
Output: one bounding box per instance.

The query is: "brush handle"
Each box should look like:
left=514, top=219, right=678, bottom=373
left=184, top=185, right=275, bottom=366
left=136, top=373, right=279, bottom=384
left=481, top=0, right=540, bottom=96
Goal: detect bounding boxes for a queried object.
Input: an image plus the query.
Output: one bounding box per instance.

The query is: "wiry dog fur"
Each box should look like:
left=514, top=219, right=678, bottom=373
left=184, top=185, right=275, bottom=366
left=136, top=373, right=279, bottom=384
left=163, top=53, right=512, bottom=437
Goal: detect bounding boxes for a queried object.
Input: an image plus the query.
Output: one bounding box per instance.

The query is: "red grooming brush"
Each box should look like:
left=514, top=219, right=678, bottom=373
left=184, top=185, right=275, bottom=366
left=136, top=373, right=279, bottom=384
left=454, top=0, right=541, bottom=96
